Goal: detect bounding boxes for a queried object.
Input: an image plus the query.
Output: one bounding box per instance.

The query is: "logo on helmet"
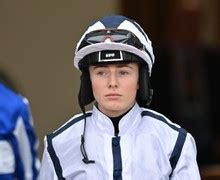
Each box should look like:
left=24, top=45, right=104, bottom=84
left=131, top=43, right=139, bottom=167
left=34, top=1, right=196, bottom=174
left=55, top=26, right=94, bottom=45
left=99, top=50, right=123, bottom=62
left=105, top=53, right=115, bottom=58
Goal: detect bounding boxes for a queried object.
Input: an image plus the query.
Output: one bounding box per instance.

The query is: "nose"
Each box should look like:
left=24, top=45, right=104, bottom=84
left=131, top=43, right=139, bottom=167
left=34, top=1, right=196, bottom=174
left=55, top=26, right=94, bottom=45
left=108, top=73, right=118, bottom=88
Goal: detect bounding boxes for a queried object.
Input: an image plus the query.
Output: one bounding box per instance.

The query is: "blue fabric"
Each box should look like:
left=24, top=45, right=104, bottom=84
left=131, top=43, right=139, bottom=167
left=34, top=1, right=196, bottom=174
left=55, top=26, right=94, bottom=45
left=169, top=128, right=187, bottom=177
left=0, top=174, right=14, bottom=180
left=0, top=83, right=39, bottom=179
left=112, top=137, right=122, bottom=180
left=0, top=84, right=21, bottom=134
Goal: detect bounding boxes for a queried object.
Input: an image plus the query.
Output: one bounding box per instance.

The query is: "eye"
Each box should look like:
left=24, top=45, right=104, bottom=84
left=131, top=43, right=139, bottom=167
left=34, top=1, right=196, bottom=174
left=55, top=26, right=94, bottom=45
left=97, top=71, right=106, bottom=75
left=118, top=70, right=129, bottom=76
left=95, top=69, right=109, bottom=77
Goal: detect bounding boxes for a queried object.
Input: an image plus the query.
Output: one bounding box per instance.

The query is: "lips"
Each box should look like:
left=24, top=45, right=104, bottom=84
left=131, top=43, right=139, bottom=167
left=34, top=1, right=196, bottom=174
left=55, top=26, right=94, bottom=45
left=105, top=93, right=121, bottom=99
left=105, top=93, right=121, bottom=97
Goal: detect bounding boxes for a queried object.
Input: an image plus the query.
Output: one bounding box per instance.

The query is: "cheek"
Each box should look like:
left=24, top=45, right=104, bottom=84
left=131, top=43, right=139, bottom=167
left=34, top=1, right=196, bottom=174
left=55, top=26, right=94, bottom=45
left=91, top=80, right=104, bottom=97
left=123, top=79, right=139, bottom=93
left=128, top=76, right=139, bottom=88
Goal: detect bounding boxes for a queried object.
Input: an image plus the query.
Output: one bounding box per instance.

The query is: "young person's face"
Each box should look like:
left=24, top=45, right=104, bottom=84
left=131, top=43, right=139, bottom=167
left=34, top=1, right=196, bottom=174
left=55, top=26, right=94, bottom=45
left=89, top=63, right=139, bottom=117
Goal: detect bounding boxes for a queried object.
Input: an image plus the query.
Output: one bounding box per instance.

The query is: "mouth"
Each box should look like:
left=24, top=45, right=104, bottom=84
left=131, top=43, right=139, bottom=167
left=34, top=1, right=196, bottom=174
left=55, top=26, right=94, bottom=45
left=106, top=93, right=121, bottom=97
left=105, top=93, right=121, bottom=100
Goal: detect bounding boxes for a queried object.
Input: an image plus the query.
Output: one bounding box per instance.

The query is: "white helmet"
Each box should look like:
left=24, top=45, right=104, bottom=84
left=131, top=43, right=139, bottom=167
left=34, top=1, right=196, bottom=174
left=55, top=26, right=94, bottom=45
left=74, top=15, right=155, bottom=75
left=74, top=15, right=154, bottom=110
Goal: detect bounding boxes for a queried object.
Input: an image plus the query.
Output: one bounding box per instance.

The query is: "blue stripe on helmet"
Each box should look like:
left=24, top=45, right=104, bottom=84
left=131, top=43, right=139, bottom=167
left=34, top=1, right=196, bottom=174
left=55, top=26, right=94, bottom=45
left=99, top=15, right=130, bottom=28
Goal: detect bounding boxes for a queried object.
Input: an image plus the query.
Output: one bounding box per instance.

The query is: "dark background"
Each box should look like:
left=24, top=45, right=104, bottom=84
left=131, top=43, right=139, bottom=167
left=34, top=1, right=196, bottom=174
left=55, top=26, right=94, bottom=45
left=121, top=0, right=220, bottom=175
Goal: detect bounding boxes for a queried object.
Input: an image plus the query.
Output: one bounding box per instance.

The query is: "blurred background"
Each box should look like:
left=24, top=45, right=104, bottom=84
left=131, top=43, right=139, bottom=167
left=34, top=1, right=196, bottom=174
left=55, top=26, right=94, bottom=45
left=1, top=0, right=220, bottom=178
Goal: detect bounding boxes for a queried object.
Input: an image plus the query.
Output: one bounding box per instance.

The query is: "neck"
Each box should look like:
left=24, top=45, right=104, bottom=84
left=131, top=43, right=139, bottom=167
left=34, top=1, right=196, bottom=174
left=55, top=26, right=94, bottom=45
left=108, top=105, right=134, bottom=136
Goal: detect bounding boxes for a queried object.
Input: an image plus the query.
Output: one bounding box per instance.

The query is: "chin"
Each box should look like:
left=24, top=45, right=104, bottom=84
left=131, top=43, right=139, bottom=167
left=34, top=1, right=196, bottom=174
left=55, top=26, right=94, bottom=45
left=105, top=104, right=127, bottom=113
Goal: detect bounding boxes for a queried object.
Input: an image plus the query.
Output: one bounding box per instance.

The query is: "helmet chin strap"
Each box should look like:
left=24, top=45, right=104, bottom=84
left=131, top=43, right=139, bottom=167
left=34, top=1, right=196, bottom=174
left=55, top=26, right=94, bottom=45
left=78, top=71, right=95, bottom=164
left=79, top=105, right=95, bottom=164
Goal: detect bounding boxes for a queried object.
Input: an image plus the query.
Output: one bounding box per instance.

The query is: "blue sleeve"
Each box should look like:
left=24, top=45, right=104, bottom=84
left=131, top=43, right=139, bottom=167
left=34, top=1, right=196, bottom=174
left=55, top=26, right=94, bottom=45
left=0, top=84, right=40, bottom=180
left=0, top=174, right=15, bottom=180
left=19, top=97, right=40, bottom=180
